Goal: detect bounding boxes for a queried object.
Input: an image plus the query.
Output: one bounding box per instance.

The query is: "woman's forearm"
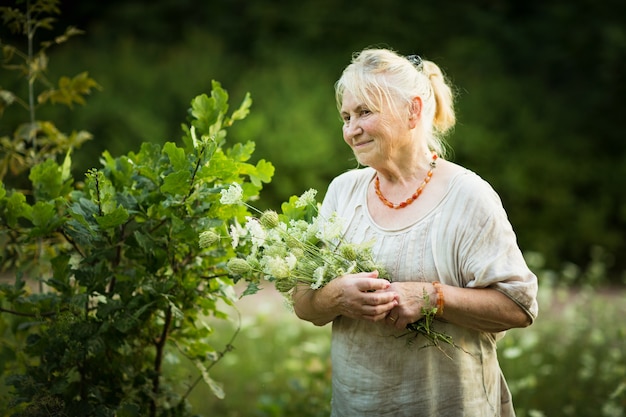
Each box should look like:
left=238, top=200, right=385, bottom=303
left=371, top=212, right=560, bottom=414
left=439, top=285, right=532, bottom=333
left=292, top=285, right=339, bottom=326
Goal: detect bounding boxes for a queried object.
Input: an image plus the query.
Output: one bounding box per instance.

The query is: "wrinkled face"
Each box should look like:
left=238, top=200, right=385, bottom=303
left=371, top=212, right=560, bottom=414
left=340, top=90, right=412, bottom=168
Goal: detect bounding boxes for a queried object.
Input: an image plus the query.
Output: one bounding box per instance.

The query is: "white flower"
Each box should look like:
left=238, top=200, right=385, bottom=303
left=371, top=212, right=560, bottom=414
left=287, top=219, right=312, bottom=244
left=306, top=218, right=321, bottom=241
left=316, top=212, right=344, bottom=242
left=295, top=188, right=318, bottom=208
left=285, top=253, right=297, bottom=270
left=245, top=217, right=266, bottom=249
left=220, top=183, right=243, bottom=205
left=264, top=227, right=286, bottom=248
left=311, top=266, right=326, bottom=289
left=229, top=220, right=247, bottom=248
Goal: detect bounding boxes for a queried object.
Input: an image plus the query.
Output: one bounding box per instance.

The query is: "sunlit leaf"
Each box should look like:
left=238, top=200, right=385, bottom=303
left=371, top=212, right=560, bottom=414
left=194, top=359, right=225, bottom=399
left=29, top=158, right=64, bottom=200
left=5, top=192, right=30, bottom=227
left=228, top=92, right=252, bottom=123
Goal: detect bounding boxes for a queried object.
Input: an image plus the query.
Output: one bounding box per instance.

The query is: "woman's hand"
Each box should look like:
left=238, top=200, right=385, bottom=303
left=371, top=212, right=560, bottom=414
left=292, top=271, right=398, bottom=326
left=328, top=272, right=399, bottom=322
left=383, top=281, right=434, bottom=329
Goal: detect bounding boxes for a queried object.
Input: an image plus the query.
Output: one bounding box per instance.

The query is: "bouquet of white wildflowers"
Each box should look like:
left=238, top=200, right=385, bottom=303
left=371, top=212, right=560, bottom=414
left=202, top=184, right=456, bottom=349
left=208, top=184, right=389, bottom=294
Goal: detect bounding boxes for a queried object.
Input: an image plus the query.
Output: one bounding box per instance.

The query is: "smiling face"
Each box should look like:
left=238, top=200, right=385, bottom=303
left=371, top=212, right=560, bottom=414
left=340, top=90, right=414, bottom=169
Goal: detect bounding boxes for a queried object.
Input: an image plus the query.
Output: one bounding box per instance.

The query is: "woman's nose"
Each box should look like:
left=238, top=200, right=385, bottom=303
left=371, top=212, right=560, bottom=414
left=343, top=121, right=362, bottom=139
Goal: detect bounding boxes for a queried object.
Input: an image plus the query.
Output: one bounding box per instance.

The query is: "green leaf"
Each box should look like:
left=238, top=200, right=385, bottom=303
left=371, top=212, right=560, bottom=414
left=163, top=142, right=187, bottom=171
left=180, top=123, right=195, bottom=151
left=201, top=151, right=238, bottom=181
left=161, top=170, right=191, bottom=195
left=29, top=200, right=60, bottom=235
left=65, top=198, right=100, bottom=245
left=249, top=159, right=275, bottom=187
left=210, top=80, right=229, bottom=117
left=280, top=195, right=310, bottom=221
left=227, top=141, right=255, bottom=162
left=190, top=94, right=221, bottom=135
left=194, top=359, right=225, bottom=399
left=133, top=231, right=154, bottom=253
left=241, top=281, right=261, bottom=296
left=47, top=254, right=72, bottom=293
left=228, top=92, right=252, bottom=123
left=0, top=181, right=6, bottom=200
left=29, top=159, right=63, bottom=200
left=30, top=201, right=55, bottom=226
left=38, top=71, right=101, bottom=108
left=61, top=149, right=72, bottom=182
left=5, top=192, right=30, bottom=227
left=95, top=205, right=129, bottom=229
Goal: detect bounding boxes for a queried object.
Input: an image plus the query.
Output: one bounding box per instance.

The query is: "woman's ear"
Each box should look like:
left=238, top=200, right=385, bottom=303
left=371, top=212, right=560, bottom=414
left=408, top=96, right=423, bottom=128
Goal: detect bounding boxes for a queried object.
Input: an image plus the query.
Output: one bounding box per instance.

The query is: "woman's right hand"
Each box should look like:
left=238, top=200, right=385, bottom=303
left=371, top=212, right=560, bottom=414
left=328, top=272, right=399, bottom=321
left=292, top=271, right=399, bottom=326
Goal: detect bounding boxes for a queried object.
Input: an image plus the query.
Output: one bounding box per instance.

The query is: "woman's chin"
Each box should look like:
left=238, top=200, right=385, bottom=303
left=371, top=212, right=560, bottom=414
left=354, top=154, right=378, bottom=168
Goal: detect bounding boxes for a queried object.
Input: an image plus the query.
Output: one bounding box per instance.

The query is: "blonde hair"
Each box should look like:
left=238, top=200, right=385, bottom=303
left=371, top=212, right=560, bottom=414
left=335, top=48, right=456, bottom=157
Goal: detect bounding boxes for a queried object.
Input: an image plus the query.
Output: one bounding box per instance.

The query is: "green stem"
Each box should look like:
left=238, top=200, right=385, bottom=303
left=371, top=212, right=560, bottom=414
left=183, top=145, right=205, bottom=202
left=178, top=310, right=241, bottom=403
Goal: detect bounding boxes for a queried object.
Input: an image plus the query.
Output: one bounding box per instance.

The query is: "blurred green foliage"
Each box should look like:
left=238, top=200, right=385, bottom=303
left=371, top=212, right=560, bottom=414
left=177, top=300, right=333, bottom=417
left=500, top=253, right=626, bottom=417
left=1, top=0, right=624, bottom=279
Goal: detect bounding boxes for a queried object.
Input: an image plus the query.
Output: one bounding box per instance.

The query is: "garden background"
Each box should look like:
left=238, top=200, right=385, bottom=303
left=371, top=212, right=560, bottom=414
left=1, top=0, right=625, bottom=416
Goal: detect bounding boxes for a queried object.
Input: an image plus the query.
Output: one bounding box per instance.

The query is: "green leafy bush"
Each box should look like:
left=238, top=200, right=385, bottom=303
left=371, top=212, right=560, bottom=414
left=0, top=79, right=275, bottom=415
left=1, top=3, right=276, bottom=414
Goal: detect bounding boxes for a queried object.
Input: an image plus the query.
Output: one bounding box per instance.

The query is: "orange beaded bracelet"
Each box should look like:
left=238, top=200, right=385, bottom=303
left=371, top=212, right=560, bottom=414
left=432, top=281, right=444, bottom=316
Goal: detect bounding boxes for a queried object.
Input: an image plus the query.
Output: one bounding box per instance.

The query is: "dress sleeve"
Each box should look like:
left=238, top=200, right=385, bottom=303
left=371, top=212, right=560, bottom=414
left=445, top=173, right=539, bottom=322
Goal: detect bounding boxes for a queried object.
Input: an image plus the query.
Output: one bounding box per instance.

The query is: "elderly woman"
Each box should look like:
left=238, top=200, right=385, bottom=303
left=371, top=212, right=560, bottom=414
left=292, top=48, right=538, bottom=417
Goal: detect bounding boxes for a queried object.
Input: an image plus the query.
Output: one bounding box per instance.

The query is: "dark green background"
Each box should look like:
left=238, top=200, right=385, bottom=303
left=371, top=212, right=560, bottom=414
left=2, top=0, right=625, bottom=280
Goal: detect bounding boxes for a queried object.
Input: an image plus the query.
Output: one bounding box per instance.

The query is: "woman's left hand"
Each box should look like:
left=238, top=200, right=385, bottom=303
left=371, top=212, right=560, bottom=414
left=383, top=281, right=435, bottom=329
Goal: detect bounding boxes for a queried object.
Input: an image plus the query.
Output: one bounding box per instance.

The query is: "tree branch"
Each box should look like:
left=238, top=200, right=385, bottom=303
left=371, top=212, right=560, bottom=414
left=150, top=305, right=173, bottom=417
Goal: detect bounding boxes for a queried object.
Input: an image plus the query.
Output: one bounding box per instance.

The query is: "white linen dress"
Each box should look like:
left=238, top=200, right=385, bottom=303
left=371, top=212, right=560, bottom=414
left=319, top=167, right=539, bottom=417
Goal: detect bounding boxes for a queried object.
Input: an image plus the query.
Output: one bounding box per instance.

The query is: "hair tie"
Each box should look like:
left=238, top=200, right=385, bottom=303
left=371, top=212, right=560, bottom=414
left=406, top=54, right=423, bottom=71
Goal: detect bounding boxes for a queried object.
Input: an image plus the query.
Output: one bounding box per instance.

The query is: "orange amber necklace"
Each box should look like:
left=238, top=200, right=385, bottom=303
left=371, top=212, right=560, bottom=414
left=374, top=153, right=438, bottom=209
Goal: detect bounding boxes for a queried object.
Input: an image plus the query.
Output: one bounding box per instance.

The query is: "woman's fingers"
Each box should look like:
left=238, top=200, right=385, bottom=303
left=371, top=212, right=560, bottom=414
left=331, top=272, right=399, bottom=321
